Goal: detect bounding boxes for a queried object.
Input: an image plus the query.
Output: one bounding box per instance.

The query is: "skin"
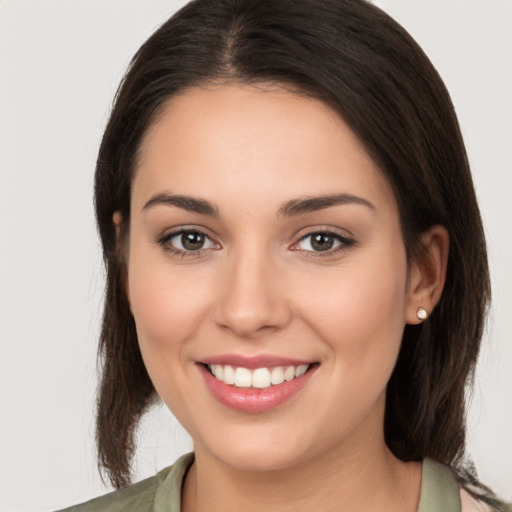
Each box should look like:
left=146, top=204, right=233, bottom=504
left=119, top=83, right=449, bottom=512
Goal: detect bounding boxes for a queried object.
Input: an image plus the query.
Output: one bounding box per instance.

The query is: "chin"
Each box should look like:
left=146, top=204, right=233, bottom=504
left=215, top=445, right=306, bottom=473
left=192, top=422, right=313, bottom=472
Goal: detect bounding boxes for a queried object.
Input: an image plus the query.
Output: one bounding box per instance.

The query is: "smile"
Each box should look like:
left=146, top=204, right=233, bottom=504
left=198, top=357, right=318, bottom=413
left=207, top=364, right=309, bottom=389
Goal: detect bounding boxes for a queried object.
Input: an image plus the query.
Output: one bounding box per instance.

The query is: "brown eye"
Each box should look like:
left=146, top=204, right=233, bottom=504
left=160, top=229, right=218, bottom=254
left=294, top=231, right=355, bottom=255
left=181, top=231, right=205, bottom=250
left=310, top=233, right=335, bottom=251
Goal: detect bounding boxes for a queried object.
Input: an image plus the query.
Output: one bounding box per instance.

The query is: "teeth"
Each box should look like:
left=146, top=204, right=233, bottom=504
left=211, top=364, right=223, bottom=380
left=270, top=367, right=285, bottom=385
left=295, top=364, right=308, bottom=377
left=252, top=368, right=271, bottom=389
left=234, top=367, right=252, bottom=388
left=207, top=363, right=310, bottom=389
left=284, top=366, right=295, bottom=381
left=223, top=365, right=235, bottom=385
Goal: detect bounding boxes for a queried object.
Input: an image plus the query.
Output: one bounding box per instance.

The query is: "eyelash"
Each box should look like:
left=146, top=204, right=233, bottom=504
left=155, top=229, right=356, bottom=259
left=293, top=231, right=356, bottom=258
left=155, top=229, right=218, bottom=259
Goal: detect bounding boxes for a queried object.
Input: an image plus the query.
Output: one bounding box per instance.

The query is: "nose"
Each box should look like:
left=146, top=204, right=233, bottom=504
left=213, top=248, right=292, bottom=338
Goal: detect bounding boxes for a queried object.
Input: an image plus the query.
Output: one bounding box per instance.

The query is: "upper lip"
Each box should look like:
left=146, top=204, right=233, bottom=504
left=198, top=354, right=315, bottom=369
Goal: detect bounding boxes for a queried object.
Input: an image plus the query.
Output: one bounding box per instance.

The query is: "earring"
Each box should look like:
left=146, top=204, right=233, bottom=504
left=417, top=307, right=428, bottom=321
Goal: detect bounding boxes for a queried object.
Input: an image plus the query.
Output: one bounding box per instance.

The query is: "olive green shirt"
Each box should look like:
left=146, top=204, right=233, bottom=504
left=57, top=453, right=465, bottom=511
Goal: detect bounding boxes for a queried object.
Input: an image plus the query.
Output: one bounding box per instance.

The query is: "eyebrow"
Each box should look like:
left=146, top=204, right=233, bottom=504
left=278, top=194, right=375, bottom=217
left=142, top=192, right=375, bottom=217
left=143, top=192, right=219, bottom=216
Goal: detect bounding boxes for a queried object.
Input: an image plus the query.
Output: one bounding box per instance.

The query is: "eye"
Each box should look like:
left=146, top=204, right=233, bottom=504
left=293, top=231, right=355, bottom=254
left=157, top=229, right=219, bottom=255
left=172, top=231, right=211, bottom=251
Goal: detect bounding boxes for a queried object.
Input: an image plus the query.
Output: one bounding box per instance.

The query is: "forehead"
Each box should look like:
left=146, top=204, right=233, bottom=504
left=132, top=83, right=396, bottom=214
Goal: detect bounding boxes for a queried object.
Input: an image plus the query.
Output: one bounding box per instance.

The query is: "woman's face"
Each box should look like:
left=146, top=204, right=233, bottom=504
left=126, top=84, right=420, bottom=471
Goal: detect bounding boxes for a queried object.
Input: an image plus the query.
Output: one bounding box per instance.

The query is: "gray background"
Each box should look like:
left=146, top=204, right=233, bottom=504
left=1, top=1, right=510, bottom=510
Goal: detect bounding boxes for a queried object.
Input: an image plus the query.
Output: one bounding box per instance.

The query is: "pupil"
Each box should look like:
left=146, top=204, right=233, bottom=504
left=311, top=233, right=334, bottom=251
left=182, top=232, right=204, bottom=250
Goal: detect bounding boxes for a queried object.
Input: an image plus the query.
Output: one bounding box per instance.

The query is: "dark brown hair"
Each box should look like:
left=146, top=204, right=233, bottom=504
left=94, top=0, right=493, bottom=499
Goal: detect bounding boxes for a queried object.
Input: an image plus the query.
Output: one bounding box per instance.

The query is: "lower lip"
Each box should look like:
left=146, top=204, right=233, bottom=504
left=198, top=364, right=317, bottom=413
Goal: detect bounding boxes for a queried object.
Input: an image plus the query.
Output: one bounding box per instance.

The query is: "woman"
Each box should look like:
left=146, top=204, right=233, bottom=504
left=58, top=0, right=508, bottom=510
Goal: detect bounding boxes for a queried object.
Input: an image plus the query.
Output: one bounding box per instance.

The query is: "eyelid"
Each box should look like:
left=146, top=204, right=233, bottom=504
left=168, top=231, right=217, bottom=251
left=155, top=226, right=221, bottom=258
left=289, top=229, right=356, bottom=256
left=154, top=225, right=355, bottom=259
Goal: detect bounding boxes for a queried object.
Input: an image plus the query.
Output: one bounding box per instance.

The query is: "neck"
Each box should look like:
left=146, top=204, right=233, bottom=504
left=181, top=419, right=421, bottom=512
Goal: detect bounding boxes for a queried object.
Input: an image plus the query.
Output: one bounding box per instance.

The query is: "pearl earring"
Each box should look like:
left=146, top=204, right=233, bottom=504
left=417, top=307, right=428, bottom=321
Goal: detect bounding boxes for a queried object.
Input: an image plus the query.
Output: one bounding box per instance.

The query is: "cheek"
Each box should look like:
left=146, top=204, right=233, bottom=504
left=291, top=247, right=409, bottom=436
left=297, top=245, right=408, bottom=366
left=127, top=245, right=213, bottom=357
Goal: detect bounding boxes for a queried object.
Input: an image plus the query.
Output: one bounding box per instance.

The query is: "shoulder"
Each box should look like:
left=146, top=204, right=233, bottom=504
left=54, top=466, right=172, bottom=512
left=422, top=459, right=510, bottom=512
left=460, top=488, right=512, bottom=512
left=420, top=459, right=509, bottom=512
left=55, top=453, right=194, bottom=512
left=460, top=488, right=492, bottom=512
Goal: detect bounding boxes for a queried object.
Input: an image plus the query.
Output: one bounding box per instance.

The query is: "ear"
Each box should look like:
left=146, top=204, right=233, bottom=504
left=113, top=211, right=131, bottom=307
left=405, top=225, right=449, bottom=325
left=113, top=211, right=123, bottom=239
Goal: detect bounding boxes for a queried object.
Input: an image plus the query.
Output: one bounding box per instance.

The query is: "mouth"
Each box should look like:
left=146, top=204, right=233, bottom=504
left=197, top=357, right=319, bottom=413
left=205, top=363, right=311, bottom=389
